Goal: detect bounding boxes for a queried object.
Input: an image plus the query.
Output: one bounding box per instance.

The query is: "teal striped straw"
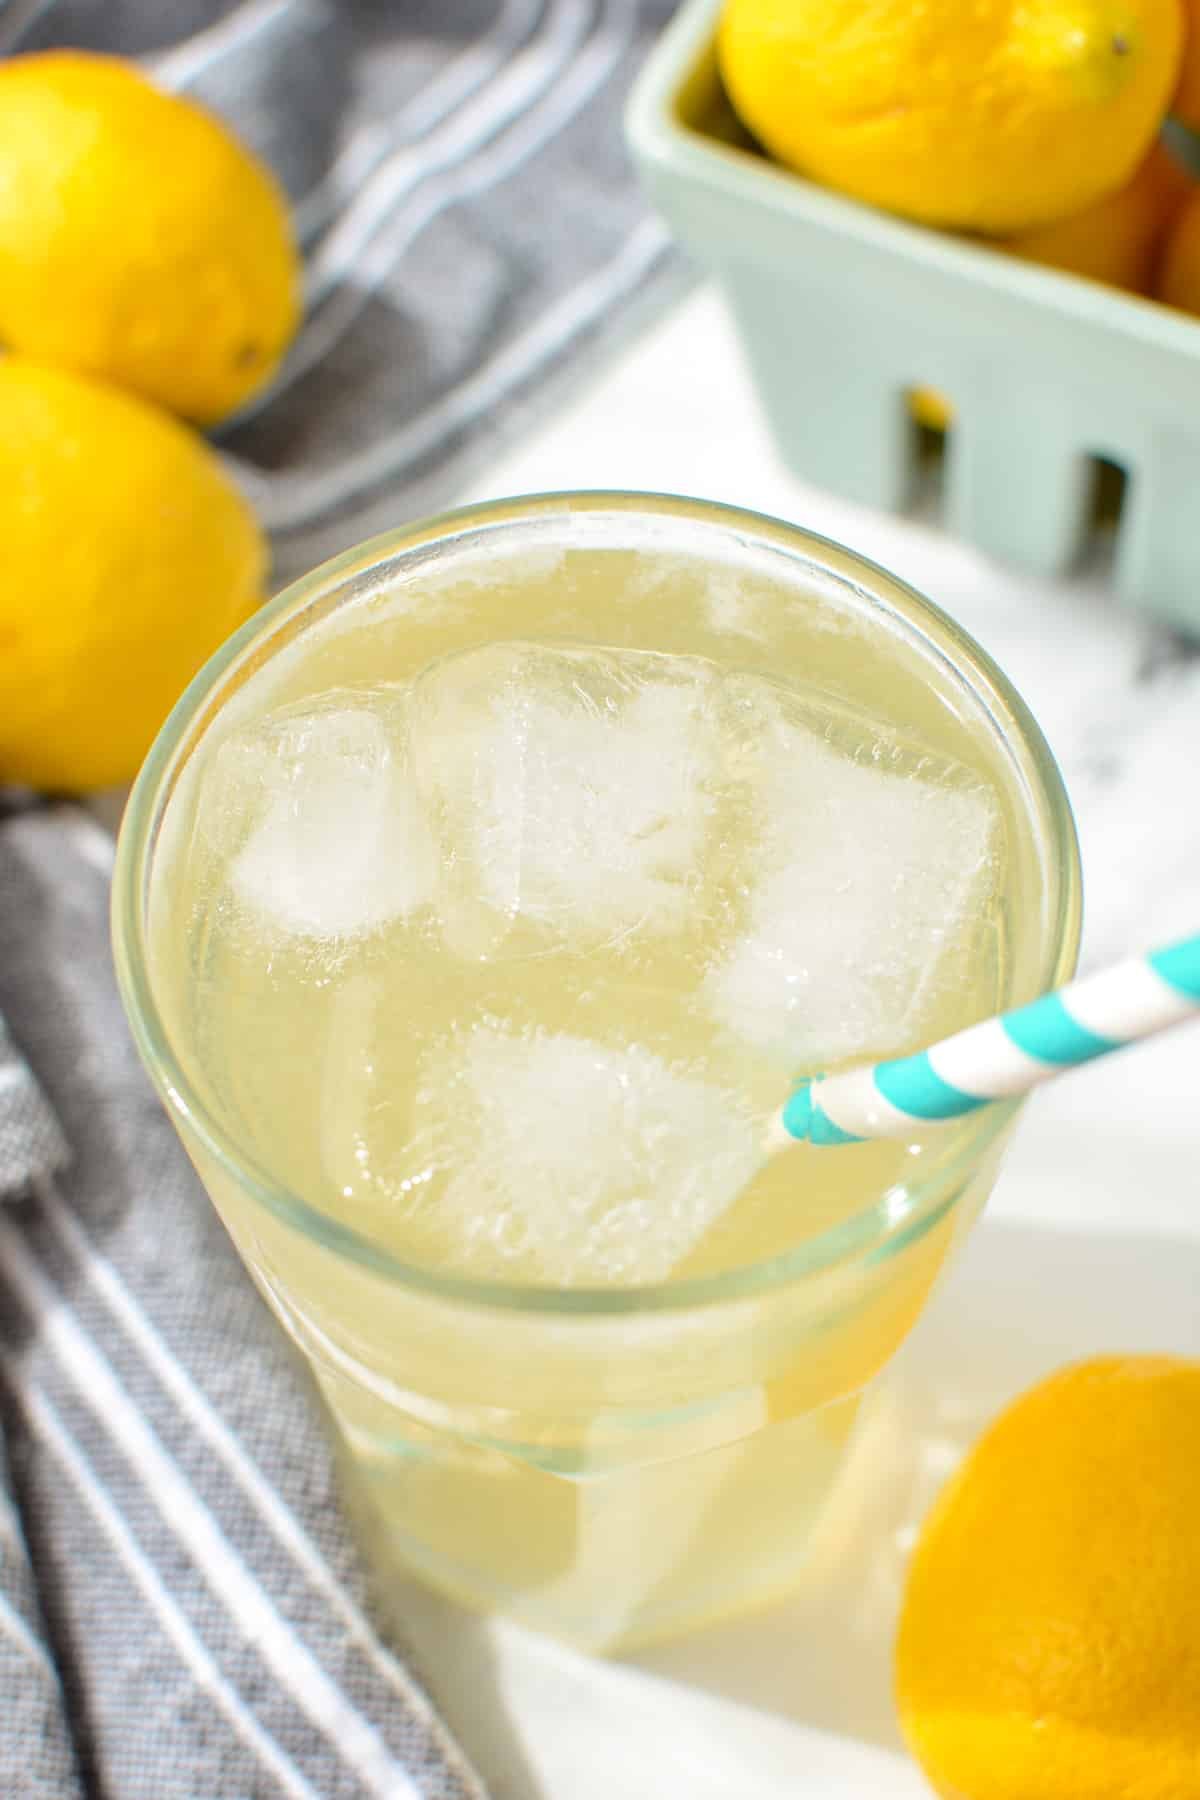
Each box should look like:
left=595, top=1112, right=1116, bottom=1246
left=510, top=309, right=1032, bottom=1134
left=775, top=931, right=1200, bottom=1149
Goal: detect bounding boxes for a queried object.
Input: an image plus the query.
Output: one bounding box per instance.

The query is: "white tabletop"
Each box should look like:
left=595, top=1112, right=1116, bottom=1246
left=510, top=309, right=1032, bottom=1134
left=373, top=282, right=1200, bottom=1799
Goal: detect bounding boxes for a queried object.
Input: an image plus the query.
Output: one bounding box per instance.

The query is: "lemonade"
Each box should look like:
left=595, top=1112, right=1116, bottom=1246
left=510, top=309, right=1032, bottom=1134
left=117, top=496, right=1079, bottom=1648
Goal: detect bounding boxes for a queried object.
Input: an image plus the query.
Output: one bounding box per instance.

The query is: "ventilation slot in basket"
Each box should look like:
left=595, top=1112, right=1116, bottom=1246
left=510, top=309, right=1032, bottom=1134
left=903, top=385, right=952, bottom=521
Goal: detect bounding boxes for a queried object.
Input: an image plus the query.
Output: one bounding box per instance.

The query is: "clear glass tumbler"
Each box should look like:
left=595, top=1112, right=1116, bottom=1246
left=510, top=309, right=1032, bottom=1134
left=112, top=494, right=1081, bottom=1651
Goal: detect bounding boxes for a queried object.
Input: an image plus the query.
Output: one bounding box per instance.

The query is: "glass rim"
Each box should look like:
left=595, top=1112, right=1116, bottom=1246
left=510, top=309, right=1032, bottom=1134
left=111, top=490, right=1083, bottom=1318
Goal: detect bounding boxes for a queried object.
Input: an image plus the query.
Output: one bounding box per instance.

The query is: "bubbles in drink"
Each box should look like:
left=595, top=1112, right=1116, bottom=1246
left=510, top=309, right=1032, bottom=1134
left=406, top=1023, right=760, bottom=1285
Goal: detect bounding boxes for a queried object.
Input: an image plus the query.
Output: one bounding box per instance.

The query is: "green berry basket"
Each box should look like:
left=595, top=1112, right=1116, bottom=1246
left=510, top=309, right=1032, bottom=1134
left=625, top=0, right=1200, bottom=634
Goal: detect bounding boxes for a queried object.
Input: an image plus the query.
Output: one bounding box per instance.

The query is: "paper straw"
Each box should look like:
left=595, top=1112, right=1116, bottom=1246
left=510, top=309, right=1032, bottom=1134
left=773, top=931, right=1200, bottom=1150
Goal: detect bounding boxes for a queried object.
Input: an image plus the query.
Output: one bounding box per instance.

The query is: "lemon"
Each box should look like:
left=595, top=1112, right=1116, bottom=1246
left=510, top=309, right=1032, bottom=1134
left=908, top=388, right=955, bottom=434
left=895, top=1356, right=1200, bottom=1800
left=912, top=142, right=1192, bottom=428
left=1006, top=135, right=1192, bottom=286
left=719, top=0, right=1184, bottom=232
left=1171, top=0, right=1200, bottom=123
left=1156, top=184, right=1200, bottom=310
left=0, top=52, right=301, bottom=425
left=0, top=359, right=265, bottom=793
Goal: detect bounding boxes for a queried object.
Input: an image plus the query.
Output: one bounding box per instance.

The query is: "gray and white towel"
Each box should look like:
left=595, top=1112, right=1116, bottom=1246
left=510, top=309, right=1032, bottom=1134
left=0, top=1, right=684, bottom=1793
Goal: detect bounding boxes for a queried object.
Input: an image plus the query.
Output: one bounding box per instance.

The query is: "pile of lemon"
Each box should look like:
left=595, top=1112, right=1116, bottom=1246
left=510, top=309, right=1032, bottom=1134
left=720, top=0, right=1200, bottom=374
left=0, top=53, right=300, bottom=792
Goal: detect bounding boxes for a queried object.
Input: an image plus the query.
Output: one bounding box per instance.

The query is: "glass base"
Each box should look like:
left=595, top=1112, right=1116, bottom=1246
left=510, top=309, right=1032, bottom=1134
left=336, top=1394, right=865, bottom=1653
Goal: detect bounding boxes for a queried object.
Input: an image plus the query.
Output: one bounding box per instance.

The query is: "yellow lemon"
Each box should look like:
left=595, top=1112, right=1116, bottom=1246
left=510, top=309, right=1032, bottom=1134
left=895, top=1355, right=1200, bottom=1800
left=0, top=52, right=301, bottom=425
left=1156, top=183, right=1200, bottom=309
left=1005, top=135, right=1192, bottom=286
left=908, top=388, right=955, bottom=434
left=0, top=359, right=265, bottom=793
left=1170, top=0, right=1200, bottom=122
left=911, top=142, right=1191, bottom=428
left=718, top=0, right=1184, bottom=232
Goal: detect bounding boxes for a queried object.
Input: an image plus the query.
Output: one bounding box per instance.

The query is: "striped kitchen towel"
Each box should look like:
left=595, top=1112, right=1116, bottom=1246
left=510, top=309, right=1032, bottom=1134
left=0, top=1, right=685, bottom=1793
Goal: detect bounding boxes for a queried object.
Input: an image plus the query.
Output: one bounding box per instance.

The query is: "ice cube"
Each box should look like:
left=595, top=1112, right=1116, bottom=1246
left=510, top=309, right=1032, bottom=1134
left=202, top=693, right=434, bottom=941
left=706, top=675, right=1001, bottom=1065
left=409, top=1024, right=759, bottom=1285
left=409, top=642, right=721, bottom=957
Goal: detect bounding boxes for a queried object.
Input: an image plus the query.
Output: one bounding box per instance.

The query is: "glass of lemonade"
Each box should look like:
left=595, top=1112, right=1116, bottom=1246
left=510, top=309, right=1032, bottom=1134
left=113, top=494, right=1080, bottom=1652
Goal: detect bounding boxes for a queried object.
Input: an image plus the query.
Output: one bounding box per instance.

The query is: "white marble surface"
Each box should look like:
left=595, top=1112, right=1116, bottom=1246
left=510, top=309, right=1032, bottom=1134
left=357, top=281, right=1200, bottom=1799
